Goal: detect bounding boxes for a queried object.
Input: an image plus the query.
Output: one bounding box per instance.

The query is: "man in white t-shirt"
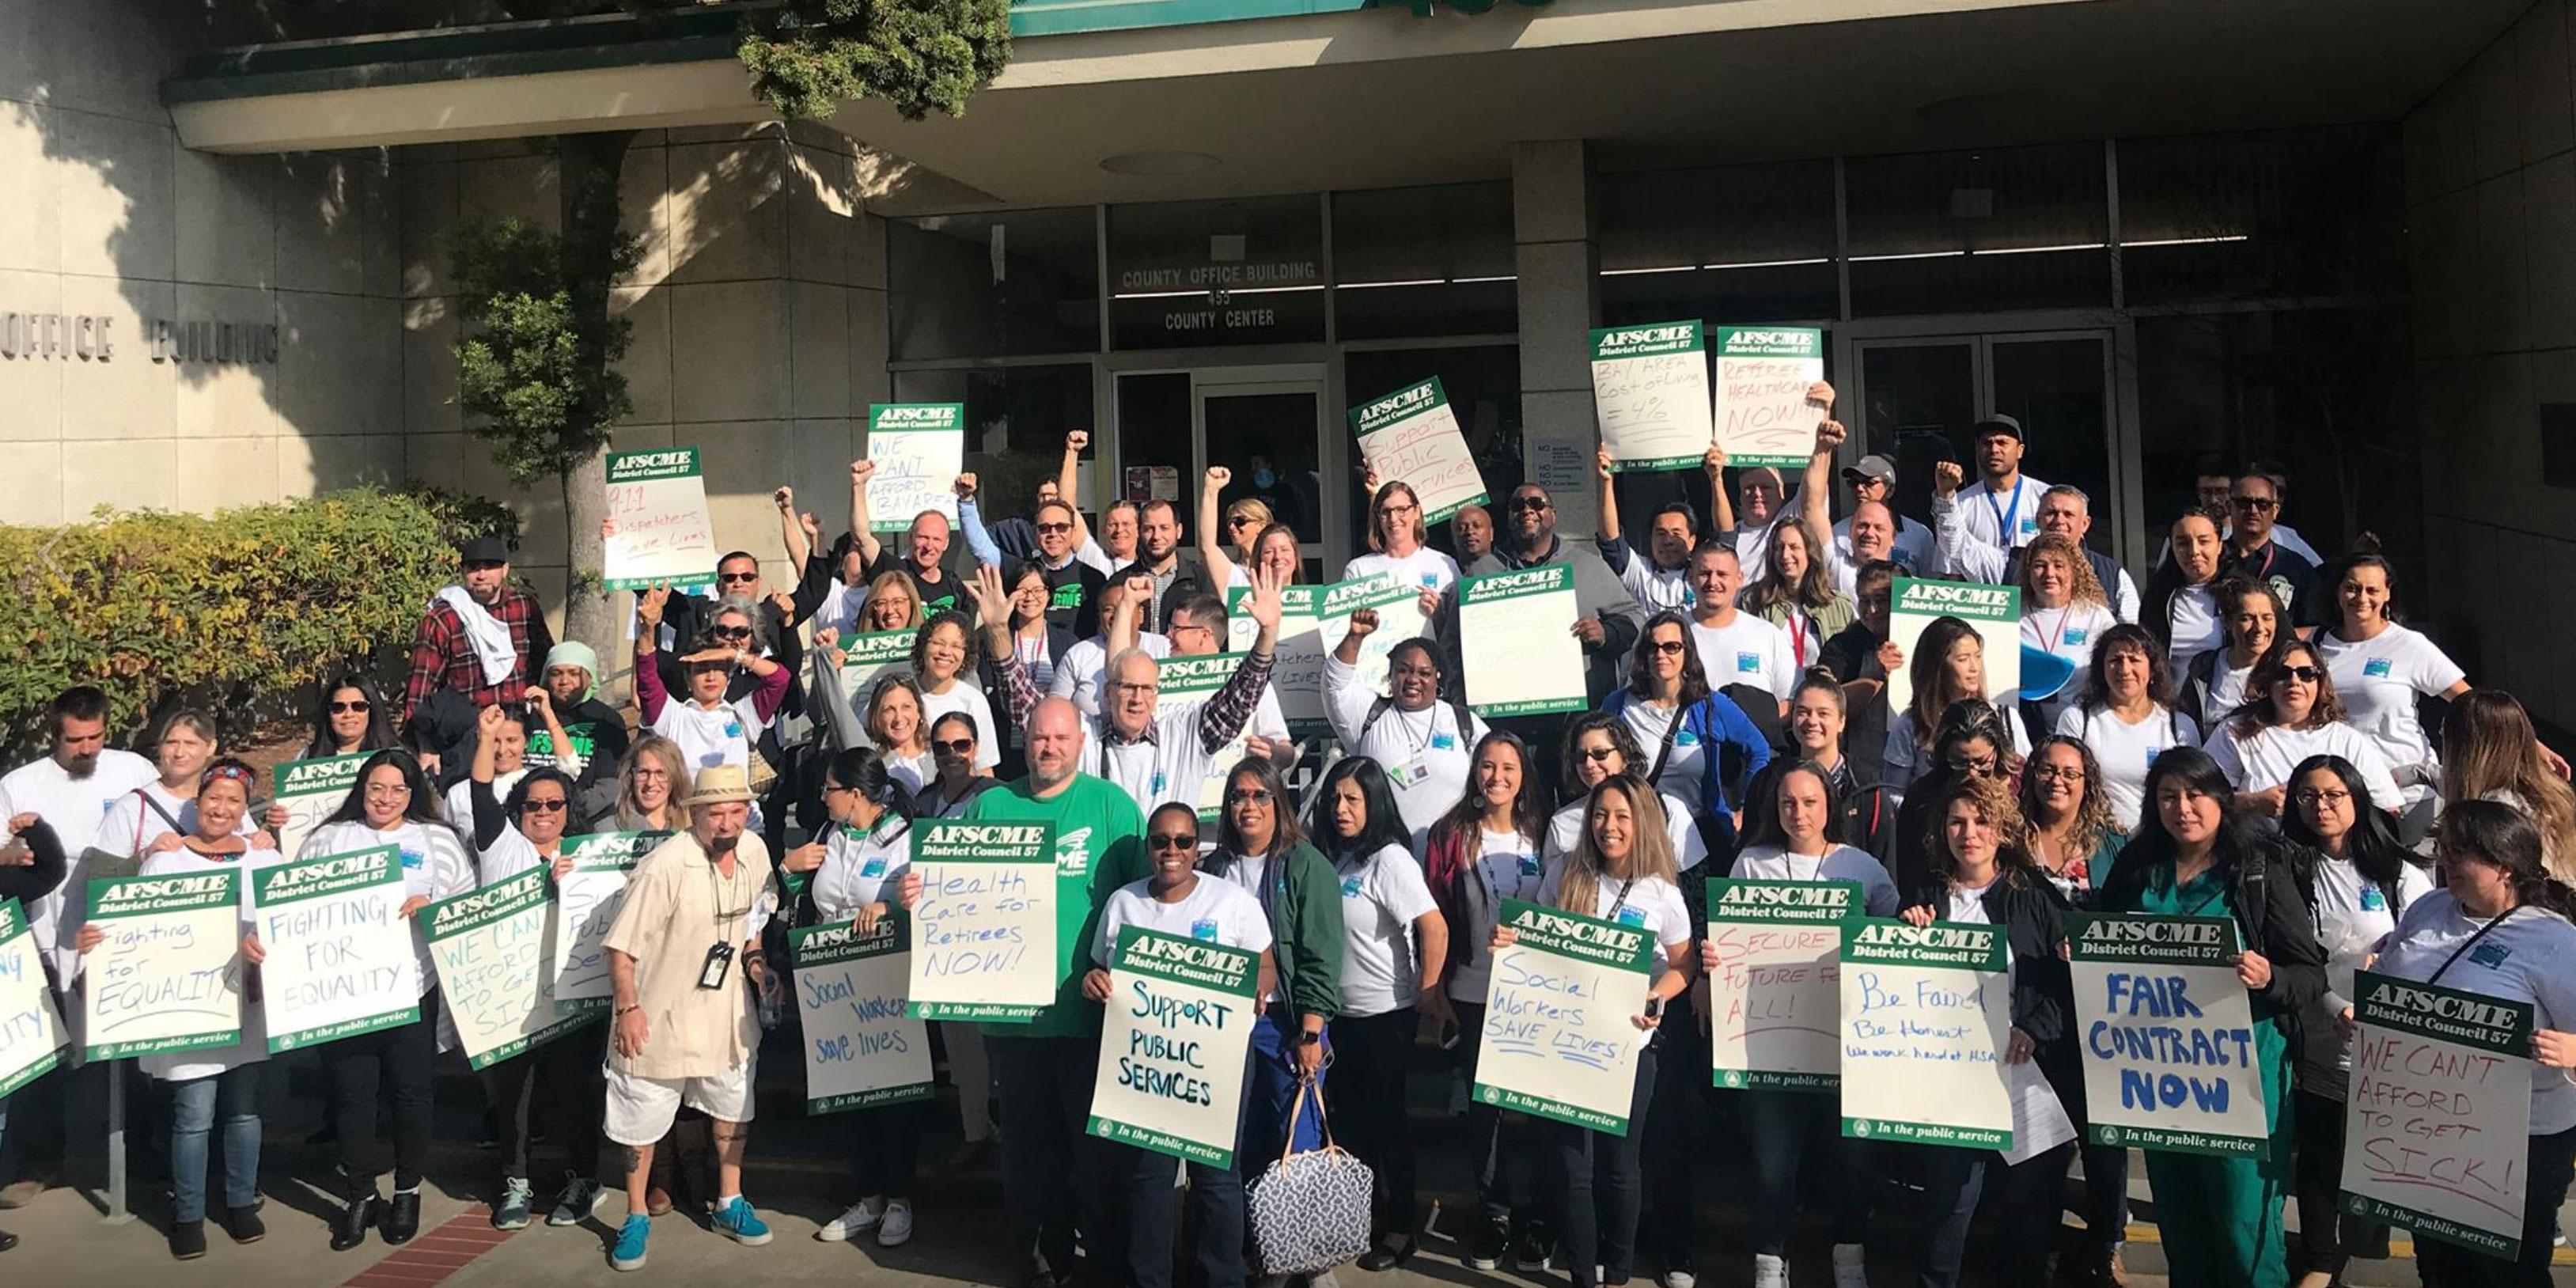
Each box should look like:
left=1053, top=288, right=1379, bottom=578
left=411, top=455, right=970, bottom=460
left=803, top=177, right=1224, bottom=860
left=1945, top=415, right=2051, bottom=555
left=1832, top=455, right=1934, bottom=578
left=1683, top=544, right=1797, bottom=714
left=1593, top=444, right=1699, bottom=614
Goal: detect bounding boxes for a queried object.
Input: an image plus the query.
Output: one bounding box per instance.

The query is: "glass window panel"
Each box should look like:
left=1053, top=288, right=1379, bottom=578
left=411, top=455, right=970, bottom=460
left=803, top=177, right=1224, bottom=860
left=1331, top=183, right=1516, bottom=341
left=889, top=364, right=1096, bottom=517
left=1858, top=341, right=1978, bottom=535
left=888, top=207, right=1098, bottom=360
left=1342, top=346, right=1521, bottom=559
left=2118, top=127, right=2406, bottom=305
left=1108, top=195, right=1325, bottom=350
left=1845, top=144, right=2109, bottom=315
left=1113, top=372, right=1193, bottom=507
left=1989, top=337, right=2113, bottom=559
left=1596, top=161, right=1839, bottom=326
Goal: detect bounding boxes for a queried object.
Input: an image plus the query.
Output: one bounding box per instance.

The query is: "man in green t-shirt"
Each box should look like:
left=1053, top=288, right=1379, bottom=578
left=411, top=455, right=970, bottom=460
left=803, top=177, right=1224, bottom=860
left=903, top=696, right=1146, bottom=1288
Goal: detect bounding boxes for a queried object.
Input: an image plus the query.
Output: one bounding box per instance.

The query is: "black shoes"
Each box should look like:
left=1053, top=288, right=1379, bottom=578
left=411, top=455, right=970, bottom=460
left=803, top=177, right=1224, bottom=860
left=1513, top=1222, right=1555, bottom=1271
left=1467, top=1218, right=1510, bottom=1271
left=169, top=1219, right=207, bottom=1260
left=0, top=1228, right=17, bottom=1252
left=222, top=1204, right=266, bottom=1244
left=1358, top=1235, right=1418, bottom=1271
left=383, top=1189, right=422, bottom=1244
left=332, top=1178, right=381, bottom=1252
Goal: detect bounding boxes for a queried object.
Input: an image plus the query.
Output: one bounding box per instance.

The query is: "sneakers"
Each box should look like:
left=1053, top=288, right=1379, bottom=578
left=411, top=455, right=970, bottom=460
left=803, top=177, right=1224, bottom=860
left=1513, top=1222, right=1554, bottom=1271
left=220, top=1204, right=266, bottom=1244
left=1660, top=1260, right=1697, bottom=1288
left=1831, top=1242, right=1867, bottom=1288
left=816, top=1199, right=885, bottom=1241
left=493, top=1176, right=533, bottom=1230
left=1467, top=1218, right=1509, bottom=1271
left=711, top=1195, right=772, bottom=1246
left=877, top=1199, right=915, bottom=1248
left=548, top=1176, right=604, bottom=1227
left=168, top=1218, right=207, bottom=1261
left=1752, top=1252, right=1788, bottom=1288
left=610, top=1213, right=650, bottom=1271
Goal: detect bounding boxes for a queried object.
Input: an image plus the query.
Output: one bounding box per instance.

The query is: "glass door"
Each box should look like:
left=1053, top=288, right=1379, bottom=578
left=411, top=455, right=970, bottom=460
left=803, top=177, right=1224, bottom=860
left=1112, top=366, right=1335, bottom=581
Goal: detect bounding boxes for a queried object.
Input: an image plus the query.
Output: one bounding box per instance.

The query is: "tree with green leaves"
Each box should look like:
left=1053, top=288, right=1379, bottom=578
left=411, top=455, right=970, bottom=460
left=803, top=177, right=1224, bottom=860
left=738, top=0, right=1013, bottom=120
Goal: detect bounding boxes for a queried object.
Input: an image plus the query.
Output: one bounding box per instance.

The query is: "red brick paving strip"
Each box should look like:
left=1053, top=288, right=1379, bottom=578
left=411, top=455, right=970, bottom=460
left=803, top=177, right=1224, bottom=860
left=341, top=1206, right=519, bottom=1288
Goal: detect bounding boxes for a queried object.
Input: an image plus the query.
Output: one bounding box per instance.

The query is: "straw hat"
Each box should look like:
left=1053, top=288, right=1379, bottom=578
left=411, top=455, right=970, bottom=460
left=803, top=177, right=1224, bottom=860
left=683, top=764, right=756, bottom=807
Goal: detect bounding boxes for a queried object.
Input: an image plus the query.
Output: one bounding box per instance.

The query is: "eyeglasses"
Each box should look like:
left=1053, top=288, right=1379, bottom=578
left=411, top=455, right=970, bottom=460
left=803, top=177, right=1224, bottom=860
left=1149, top=832, right=1199, bottom=851
left=364, top=783, right=411, bottom=800
left=1226, top=788, right=1273, bottom=806
left=2032, top=764, right=2085, bottom=782
left=718, top=571, right=761, bottom=585
left=328, top=700, right=371, bottom=714
left=631, top=767, right=670, bottom=782
left=1381, top=503, right=1419, bottom=517
left=2294, top=788, right=2351, bottom=807
left=824, top=782, right=857, bottom=797
left=933, top=738, right=976, bottom=756
left=519, top=798, right=569, bottom=814
left=1649, top=640, right=1688, bottom=656
left=1035, top=521, right=1074, bottom=535
left=1510, top=497, right=1551, bottom=513
left=1577, top=747, right=1620, bottom=763
left=2275, top=665, right=2322, bottom=684
left=1945, top=755, right=2001, bottom=775
left=2231, top=495, right=2279, bottom=513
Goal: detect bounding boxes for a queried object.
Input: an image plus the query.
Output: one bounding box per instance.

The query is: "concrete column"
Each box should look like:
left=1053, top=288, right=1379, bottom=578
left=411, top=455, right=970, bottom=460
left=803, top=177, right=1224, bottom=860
left=1512, top=139, right=1601, bottom=532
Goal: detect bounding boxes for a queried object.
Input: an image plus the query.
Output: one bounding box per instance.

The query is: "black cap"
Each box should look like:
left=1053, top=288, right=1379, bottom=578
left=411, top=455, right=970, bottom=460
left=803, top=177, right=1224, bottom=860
left=1972, top=413, right=2025, bottom=441
left=459, top=536, right=511, bottom=566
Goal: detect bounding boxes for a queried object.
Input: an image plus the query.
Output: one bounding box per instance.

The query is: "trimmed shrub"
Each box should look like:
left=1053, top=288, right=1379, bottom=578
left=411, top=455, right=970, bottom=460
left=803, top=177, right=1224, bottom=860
left=0, top=487, right=521, bottom=756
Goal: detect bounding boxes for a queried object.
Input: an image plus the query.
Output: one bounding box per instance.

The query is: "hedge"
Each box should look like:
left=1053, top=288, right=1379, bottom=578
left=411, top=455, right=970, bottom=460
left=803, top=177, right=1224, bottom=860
left=0, top=487, right=521, bottom=756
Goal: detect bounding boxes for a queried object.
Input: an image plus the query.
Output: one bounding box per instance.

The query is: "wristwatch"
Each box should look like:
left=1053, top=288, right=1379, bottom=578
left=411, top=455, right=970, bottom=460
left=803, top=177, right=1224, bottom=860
left=1642, top=996, right=1664, bottom=1021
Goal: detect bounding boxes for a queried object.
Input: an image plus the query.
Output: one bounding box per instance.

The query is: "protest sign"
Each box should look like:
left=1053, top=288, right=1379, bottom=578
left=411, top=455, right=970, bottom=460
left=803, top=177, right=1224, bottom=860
left=524, top=722, right=597, bottom=773
left=1086, top=926, right=1262, bottom=1166
left=82, top=870, right=242, bottom=1062
left=1885, top=578, right=2023, bottom=714
left=0, top=898, right=66, bottom=1096
left=1590, top=321, right=1714, bottom=472
left=1151, top=651, right=1251, bottom=820
left=866, top=403, right=967, bottom=532
left=1705, top=879, right=1861, bottom=1091
left=1318, top=571, right=1432, bottom=699
left=553, top=832, right=661, bottom=1016
left=270, top=752, right=372, bottom=862
left=1458, top=565, right=1587, bottom=718
left=1472, top=899, right=1654, bottom=1135
left=1229, top=583, right=1324, bottom=729
left=424, top=869, right=585, bottom=1070
left=2341, top=970, right=2534, bottom=1260
left=1710, top=327, right=1825, bottom=468
left=603, top=447, right=721, bottom=591
left=835, top=628, right=917, bottom=703
left=905, top=820, right=1059, bottom=1021
left=1839, top=919, right=2013, bottom=1149
left=793, top=914, right=934, bottom=1115
left=252, top=846, right=418, bottom=1053
left=2068, top=914, right=2270, bottom=1155
left=1351, top=377, right=1489, bottom=524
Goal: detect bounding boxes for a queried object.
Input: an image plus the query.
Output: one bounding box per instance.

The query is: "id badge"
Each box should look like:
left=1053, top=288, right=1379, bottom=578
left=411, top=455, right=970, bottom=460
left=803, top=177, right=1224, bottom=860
left=1389, top=757, right=1426, bottom=789
left=698, top=942, right=735, bottom=990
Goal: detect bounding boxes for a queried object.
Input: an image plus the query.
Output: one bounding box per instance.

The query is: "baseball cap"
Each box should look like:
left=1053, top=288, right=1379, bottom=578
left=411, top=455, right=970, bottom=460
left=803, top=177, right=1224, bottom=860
left=1841, top=454, right=1896, bottom=487
left=1972, top=414, right=2025, bottom=442
left=459, top=535, right=512, bottom=566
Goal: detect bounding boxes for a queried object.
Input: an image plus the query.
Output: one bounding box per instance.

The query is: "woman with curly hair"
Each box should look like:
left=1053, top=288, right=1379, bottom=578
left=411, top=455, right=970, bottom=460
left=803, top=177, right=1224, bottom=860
left=907, top=611, right=998, bottom=774
left=2017, top=532, right=2120, bottom=728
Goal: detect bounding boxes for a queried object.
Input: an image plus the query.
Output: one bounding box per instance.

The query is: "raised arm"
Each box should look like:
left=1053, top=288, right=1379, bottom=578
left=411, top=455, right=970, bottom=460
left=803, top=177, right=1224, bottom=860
left=527, top=688, right=584, bottom=780
left=965, top=564, right=1039, bottom=731
left=955, top=475, right=1004, bottom=570
left=775, top=486, right=810, bottom=570
left=848, top=459, right=883, bottom=566
left=1595, top=441, right=1625, bottom=545
left=632, top=587, right=672, bottom=722
left=1198, top=464, right=1239, bottom=589
left=1795, top=396, right=1843, bottom=531
left=1703, top=445, right=1736, bottom=536
left=1060, top=430, right=1094, bottom=551
left=1104, top=575, right=1148, bottom=658
left=1928, top=461, right=2008, bottom=585
left=1195, top=565, right=1284, bottom=753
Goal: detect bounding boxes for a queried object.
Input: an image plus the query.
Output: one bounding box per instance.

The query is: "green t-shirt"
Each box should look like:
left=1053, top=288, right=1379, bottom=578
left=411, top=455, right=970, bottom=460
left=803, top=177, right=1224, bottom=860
left=964, top=773, right=1150, bottom=1038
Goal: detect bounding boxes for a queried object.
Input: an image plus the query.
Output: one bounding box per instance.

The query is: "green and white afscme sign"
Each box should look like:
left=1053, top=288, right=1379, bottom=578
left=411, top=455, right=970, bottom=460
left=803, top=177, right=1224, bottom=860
left=1350, top=377, right=1488, bottom=523
left=1457, top=564, right=1587, bottom=718
left=1710, top=325, right=1824, bottom=468
left=906, top=820, right=1059, bottom=1021
left=2068, top=914, right=2269, bottom=1157
left=2341, top=971, right=2535, bottom=1260
left=270, top=751, right=372, bottom=862
left=1086, top=926, right=1261, bottom=1167
left=83, top=870, right=243, bottom=1062
left=604, top=446, right=720, bottom=591
left=0, top=898, right=67, bottom=1096
left=866, top=403, right=968, bottom=532
left=425, top=868, right=588, bottom=1070
left=1886, top=577, right=2022, bottom=714
left=794, top=914, right=935, bottom=1115
left=1589, top=320, right=1714, bottom=472
left=1705, top=878, right=1861, bottom=1092
left=1839, top=919, right=2014, bottom=1150
left=252, top=846, right=420, bottom=1053
left=1472, top=899, right=1655, bottom=1135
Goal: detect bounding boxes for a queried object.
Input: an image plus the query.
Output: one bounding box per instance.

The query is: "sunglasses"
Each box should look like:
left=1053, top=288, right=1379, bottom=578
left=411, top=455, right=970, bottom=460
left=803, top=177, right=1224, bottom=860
left=329, top=699, right=371, bottom=714
left=718, top=571, right=761, bottom=584
left=1510, top=497, right=1551, bottom=513
left=1226, top=788, right=1273, bottom=806
left=1649, top=640, right=1687, bottom=656
left=933, top=738, right=976, bottom=756
left=1036, top=521, right=1074, bottom=535
left=518, top=798, right=569, bottom=814
left=1578, top=747, right=1619, bottom=763
left=1226, top=515, right=1260, bottom=528
left=713, top=626, right=754, bottom=640
left=2231, top=495, right=2279, bottom=512
left=1149, top=832, right=1198, bottom=851
left=2275, top=665, right=2323, bottom=684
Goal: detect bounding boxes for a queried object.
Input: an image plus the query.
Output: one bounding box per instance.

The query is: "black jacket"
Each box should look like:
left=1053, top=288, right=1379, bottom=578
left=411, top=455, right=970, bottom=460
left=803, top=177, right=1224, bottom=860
left=1901, top=873, right=2074, bottom=1057
left=1737, top=756, right=1895, bottom=869
left=2097, top=835, right=2331, bottom=1073
left=1108, top=551, right=1211, bottom=636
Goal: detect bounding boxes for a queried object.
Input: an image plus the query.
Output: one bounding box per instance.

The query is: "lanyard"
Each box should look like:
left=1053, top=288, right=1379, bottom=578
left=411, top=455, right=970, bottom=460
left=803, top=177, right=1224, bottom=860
left=1786, top=612, right=1809, bottom=667
left=2034, top=604, right=2074, bottom=657
left=1984, top=477, right=2025, bottom=544
left=1606, top=877, right=1636, bottom=921
left=2427, top=907, right=2523, bottom=987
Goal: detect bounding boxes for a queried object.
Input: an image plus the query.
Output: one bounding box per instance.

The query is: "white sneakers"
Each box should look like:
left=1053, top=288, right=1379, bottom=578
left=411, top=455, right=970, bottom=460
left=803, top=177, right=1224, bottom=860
left=1753, top=1252, right=1789, bottom=1288
left=1831, top=1242, right=1868, bottom=1288
left=816, top=1197, right=915, bottom=1246
left=1660, top=1269, right=1697, bottom=1288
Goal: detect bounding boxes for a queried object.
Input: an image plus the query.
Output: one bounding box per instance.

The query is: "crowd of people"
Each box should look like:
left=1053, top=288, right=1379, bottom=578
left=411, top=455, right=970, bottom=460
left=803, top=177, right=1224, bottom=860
left=2, top=384, right=2574, bottom=1288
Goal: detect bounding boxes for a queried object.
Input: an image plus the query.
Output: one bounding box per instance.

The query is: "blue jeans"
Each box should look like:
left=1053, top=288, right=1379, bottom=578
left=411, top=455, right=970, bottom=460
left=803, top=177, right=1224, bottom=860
left=1237, top=1014, right=1327, bottom=1176
left=167, top=1065, right=262, bottom=1222
left=1741, top=1086, right=1875, bottom=1257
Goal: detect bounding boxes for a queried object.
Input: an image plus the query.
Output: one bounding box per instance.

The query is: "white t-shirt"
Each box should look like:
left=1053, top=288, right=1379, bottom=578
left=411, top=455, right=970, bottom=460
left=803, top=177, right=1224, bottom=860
left=2202, top=720, right=2403, bottom=805
left=2309, top=854, right=2437, bottom=1037
left=472, top=818, right=557, bottom=887
left=1835, top=514, right=1935, bottom=583
left=2377, top=892, right=2576, bottom=1134
left=1343, top=547, right=1460, bottom=595
left=96, top=780, right=256, bottom=860
left=1535, top=865, right=1692, bottom=951
left=1882, top=703, right=2032, bottom=802
left=2055, top=703, right=2200, bottom=832
left=1544, top=794, right=1709, bottom=873
left=2200, top=657, right=2256, bottom=731
left=1052, top=632, right=1172, bottom=718
left=810, top=815, right=915, bottom=924
left=299, top=819, right=476, bottom=1000
left=2021, top=602, right=2121, bottom=726
left=920, top=682, right=1002, bottom=771
left=132, top=843, right=286, bottom=1082
left=1612, top=547, right=1695, bottom=615
left=1322, top=655, right=1488, bottom=849
left=1448, top=828, right=1544, bottom=1004
left=2316, top=623, right=2464, bottom=780
left=652, top=699, right=754, bottom=776
left=1093, top=873, right=1275, bottom=960
left=1614, top=699, right=1708, bottom=808
left=1953, top=474, right=2052, bottom=551
left=1331, top=843, right=1440, bottom=1017
left=444, top=769, right=528, bottom=844
left=1729, top=844, right=1901, bottom=917
left=1945, top=877, right=1995, bottom=926
left=1688, top=612, right=1798, bottom=703
left=1, top=748, right=158, bottom=979
left=2165, top=584, right=2224, bottom=678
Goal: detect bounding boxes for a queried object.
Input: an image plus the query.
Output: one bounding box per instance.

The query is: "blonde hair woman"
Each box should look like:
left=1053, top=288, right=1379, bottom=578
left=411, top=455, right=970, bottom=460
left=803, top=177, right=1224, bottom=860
left=2442, top=689, right=2576, bottom=881
left=2018, top=533, right=2118, bottom=728
left=610, top=734, right=692, bottom=832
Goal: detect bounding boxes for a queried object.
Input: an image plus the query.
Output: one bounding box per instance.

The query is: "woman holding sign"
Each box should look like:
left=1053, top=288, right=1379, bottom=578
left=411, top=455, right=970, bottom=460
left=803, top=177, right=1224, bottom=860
left=1087, top=801, right=1277, bottom=1288
left=80, top=760, right=280, bottom=1260
left=782, top=748, right=927, bottom=1251
left=1894, top=775, right=2078, bottom=1288
left=1344, top=479, right=1461, bottom=594
left=299, top=750, right=477, bottom=1252
left=1495, top=775, right=1697, bottom=1288
left=2278, top=754, right=2431, bottom=1288
left=1718, top=758, right=1898, bottom=1288
left=2097, top=748, right=2326, bottom=1288
left=462, top=705, right=609, bottom=1232
left=2370, top=801, right=2576, bottom=1285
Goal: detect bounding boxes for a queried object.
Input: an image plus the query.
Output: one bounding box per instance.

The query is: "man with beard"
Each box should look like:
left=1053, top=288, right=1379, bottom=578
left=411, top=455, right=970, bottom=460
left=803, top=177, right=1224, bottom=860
left=0, top=686, right=155, bottom=1206
left=1107, top=498, right=1204, bottom=635
left=847, top=459, right=971, bottom=619
left=400, top=536, right=553, bottom=728
left=902, top=698, right=1148, bottom=1288
left=1944, top=413, right=2052, bottom=557
left=600, top=766, right=779, bottom=1271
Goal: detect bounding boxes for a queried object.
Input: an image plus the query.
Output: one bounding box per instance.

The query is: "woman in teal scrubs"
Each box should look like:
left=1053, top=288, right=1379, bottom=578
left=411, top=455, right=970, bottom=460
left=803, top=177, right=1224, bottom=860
left=2096, top=747, right=2328, bottom=1288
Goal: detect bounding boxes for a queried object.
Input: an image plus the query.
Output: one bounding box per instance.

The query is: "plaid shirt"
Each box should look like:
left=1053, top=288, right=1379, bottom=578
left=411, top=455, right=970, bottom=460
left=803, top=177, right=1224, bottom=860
left=403, top=587, right=554, bottom=722
left=994, top=637, right=1274, bottom=756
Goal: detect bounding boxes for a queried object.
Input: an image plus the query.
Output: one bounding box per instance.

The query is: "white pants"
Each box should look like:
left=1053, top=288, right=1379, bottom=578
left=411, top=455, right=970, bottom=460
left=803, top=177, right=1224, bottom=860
left=603, top=1059, right=757, bottom=1146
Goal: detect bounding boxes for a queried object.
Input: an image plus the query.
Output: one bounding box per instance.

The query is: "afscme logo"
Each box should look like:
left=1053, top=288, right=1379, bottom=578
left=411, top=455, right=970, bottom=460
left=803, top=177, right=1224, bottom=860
left=621, top=449, right=690, bottom=468
left=878, top=407, right=952, bottom=423
left=2082, top=919, right=2224, bottom=945
left=1363, top=386, right=1434, bottom=419
left=1901, top=582, right=2013, bottom=610
left=1603, top=325, right=1690, bottom=347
